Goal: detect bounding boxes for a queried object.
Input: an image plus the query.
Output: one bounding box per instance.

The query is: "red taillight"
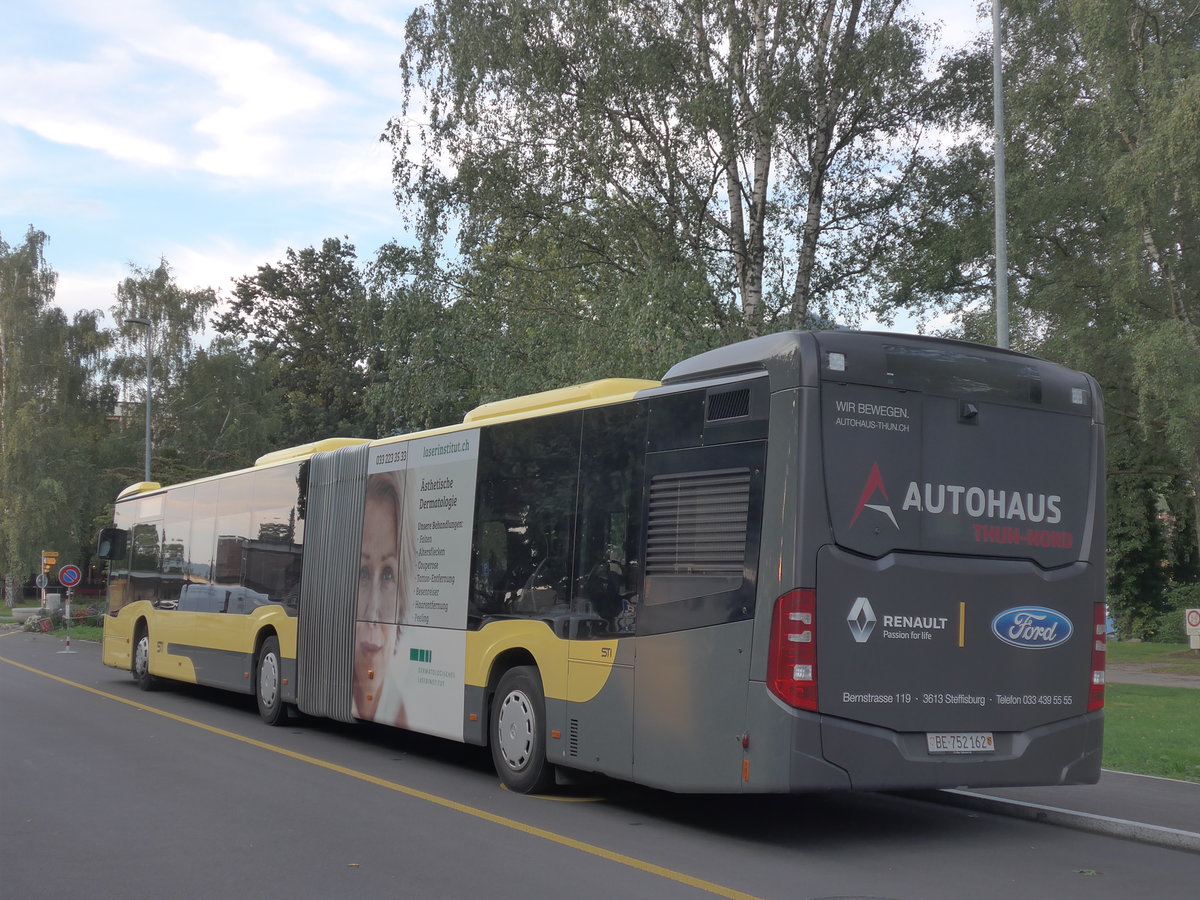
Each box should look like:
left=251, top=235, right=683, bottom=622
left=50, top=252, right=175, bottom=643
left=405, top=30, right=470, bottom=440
left=768, top=589, right=818, bottom=711
left=1088, top=602, right=1107, bottom=711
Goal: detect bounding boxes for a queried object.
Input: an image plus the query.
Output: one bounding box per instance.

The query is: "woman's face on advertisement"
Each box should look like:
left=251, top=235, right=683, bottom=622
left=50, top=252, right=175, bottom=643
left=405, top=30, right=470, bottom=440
left=359, top=491, right=400, bottom=623
left=354, top=489, right=400, bottom=718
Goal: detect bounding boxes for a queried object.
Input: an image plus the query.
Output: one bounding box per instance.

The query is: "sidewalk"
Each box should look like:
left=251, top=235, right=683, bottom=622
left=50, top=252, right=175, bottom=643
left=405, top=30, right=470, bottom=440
left=936, top=660, right=1199, bottom=852
left=943, top=770, right=1200, bottom=853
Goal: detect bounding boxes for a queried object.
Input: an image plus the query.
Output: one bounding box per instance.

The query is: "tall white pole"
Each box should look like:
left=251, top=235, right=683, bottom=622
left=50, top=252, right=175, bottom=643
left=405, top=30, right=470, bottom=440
left=125, top=317, right=152, bottom=481
left=144, top=323, right=152, bottom=481
left=993, top=0, right=1010, bottom=349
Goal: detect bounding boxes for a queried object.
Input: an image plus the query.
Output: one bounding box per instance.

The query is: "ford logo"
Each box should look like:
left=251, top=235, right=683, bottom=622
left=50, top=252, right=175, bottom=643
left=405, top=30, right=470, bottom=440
left=991, top=606, right=1073, bottom=649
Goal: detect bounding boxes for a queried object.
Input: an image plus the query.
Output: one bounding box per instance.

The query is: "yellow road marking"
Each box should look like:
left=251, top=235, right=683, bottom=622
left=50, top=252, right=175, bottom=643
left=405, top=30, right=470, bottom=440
left=1, top=653, right=760, bottom=900
left=500, top=783, right=603, bottom=802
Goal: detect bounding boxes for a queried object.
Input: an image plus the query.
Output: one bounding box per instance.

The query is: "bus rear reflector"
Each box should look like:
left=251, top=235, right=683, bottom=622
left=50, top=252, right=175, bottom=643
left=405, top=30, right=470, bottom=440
left=1088, top=602, right=1106, bottom=711
left=768, top=589, right=818, bottom=711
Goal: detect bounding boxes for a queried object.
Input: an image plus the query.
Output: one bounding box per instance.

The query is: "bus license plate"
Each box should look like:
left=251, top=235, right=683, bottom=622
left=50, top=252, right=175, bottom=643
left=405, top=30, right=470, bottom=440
left=926, top=732, right=995, bottom=754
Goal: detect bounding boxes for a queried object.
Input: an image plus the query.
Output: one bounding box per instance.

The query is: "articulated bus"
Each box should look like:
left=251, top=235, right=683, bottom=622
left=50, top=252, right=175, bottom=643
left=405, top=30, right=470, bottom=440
left=98, top=330, right=1106, bottom=793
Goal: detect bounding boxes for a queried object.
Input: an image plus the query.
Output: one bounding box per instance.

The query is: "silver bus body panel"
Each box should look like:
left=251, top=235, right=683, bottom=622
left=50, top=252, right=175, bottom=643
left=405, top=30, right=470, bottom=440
left=659, top=331, right=1106, bottom=793
left=631, top=620, right=755, bottom=792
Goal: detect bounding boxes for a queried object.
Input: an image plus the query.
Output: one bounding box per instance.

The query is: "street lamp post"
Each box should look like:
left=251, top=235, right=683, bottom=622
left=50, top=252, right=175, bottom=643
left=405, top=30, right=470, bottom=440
left=125, top=317, right=152, bottom=482
left=993, top=0, right=1009, bottom=350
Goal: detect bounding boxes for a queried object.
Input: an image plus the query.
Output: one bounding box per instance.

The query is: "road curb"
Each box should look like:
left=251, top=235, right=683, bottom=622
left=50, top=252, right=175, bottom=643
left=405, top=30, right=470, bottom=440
left=926, top=788, right=1200, bottom=854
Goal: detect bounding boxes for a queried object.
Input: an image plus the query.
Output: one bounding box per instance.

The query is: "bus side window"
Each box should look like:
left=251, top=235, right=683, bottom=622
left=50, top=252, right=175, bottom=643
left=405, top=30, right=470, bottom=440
left=469, top=411, right=582, bottom=629
left=103, top=517, right=132, bottom=617
left=572, top=402, right=647, bottom=637
left=160, top=485, right=195, bottom=610
left=129, top=521, right=162, bottom=610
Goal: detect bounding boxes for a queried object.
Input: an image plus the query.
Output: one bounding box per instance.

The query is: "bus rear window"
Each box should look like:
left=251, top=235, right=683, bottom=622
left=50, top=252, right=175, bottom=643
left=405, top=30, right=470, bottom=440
left=882, top=343, right=1042, bottom=405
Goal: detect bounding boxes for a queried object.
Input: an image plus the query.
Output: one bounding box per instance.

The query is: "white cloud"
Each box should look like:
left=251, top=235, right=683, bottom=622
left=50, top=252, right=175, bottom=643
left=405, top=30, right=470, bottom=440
left=5, top=1, right=383, bottom=184
left=12, top=109, right=180, bottom=168
left=328, top=0, right=410, bottom=42
left=53, top=236, right=286, bottom=325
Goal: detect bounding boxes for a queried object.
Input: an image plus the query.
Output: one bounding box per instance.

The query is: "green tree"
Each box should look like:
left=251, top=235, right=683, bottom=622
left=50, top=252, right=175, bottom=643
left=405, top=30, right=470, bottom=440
left=216, top=238, right=378, bottom=445
left=109, top=259, right=220, bottom=484
left=165, top=336, right=282, bottom=476
left=882, top=0, right=1200, bottom=635
left=391, top=0, right=958, bottom=334
left=364, top=222, right=742, bottom=433
left=0, top=228, right=114, bottom=602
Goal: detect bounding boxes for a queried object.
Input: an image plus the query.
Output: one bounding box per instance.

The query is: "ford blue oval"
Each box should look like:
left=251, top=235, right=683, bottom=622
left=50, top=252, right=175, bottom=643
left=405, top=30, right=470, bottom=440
left=991, top=606, right=1074, bottom=649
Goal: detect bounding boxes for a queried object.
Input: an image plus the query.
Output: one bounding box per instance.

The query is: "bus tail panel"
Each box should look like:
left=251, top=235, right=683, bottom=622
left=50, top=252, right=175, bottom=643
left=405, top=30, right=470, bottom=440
left=817, top=708, right=1104, bottom=791
left=815, top=546, right=1099, bottom=735
left=802, top=332, right=1106, bottom=790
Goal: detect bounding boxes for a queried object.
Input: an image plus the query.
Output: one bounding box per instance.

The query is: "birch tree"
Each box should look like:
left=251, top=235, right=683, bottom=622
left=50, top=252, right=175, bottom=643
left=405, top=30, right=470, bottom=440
left=390, top=0, right=954, bottom=332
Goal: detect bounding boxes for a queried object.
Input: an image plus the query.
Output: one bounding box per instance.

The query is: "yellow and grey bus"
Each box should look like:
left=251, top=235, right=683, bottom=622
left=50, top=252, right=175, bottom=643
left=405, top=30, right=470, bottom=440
left=98, top=330, right=1107, bottom=793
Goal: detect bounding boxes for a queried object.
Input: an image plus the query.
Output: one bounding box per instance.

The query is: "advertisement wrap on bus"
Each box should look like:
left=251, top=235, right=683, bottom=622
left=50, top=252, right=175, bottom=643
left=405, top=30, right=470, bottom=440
left=97, top=330, right=1106, bottom=794
left=352, top=432, right=479, bottom=739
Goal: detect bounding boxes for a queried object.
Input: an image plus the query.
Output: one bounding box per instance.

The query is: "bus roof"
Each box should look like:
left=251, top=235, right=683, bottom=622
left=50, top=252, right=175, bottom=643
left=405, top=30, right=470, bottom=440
left=463, top=378, right=659, bottom=425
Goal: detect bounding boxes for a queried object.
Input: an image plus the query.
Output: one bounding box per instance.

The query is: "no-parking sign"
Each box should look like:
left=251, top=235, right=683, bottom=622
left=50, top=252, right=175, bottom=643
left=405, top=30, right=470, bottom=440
left=57, top=564, right=82, bottom=588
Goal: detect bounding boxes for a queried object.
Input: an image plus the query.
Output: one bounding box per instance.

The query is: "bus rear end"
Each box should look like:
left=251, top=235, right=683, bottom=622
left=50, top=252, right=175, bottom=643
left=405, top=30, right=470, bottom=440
left=772, top=333, right=1105, bottom=790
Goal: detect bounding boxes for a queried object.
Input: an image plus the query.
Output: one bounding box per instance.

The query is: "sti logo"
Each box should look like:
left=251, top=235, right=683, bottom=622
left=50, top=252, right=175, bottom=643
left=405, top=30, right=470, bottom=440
left=850, top=462, right=899, bottom=529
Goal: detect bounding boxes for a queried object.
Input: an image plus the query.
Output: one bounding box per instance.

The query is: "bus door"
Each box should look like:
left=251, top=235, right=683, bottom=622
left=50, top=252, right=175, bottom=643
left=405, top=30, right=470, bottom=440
left=814, top=338, right=1104, bottom=778
left=562, top=404, right=645, bottom=780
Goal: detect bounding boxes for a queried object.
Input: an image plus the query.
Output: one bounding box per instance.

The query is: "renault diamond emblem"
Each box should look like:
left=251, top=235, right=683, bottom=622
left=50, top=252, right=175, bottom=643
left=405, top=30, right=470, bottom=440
left=848, top=597, right=877, bottom=643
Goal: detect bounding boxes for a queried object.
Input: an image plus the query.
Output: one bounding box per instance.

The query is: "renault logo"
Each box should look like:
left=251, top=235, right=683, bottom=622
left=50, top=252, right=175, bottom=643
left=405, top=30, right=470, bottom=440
left=847, top=597, right=877, bottom=643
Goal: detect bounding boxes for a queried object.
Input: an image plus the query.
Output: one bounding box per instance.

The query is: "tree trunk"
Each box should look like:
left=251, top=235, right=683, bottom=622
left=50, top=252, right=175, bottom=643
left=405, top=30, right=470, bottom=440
left=789, top=0, right=862, bottom=329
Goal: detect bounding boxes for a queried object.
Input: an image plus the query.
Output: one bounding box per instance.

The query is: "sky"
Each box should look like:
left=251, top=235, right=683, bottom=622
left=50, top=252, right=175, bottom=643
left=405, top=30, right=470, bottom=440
left=2, top=1, right=989, bottom=327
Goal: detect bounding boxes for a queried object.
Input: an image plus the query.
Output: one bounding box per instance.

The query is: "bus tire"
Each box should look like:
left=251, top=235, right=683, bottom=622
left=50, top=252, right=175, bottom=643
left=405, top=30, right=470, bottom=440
left=132, top=626, right=158, bottom=692
left=255, top=635, right=286, bottom=726
left=490, top=666, right=555, bottom=794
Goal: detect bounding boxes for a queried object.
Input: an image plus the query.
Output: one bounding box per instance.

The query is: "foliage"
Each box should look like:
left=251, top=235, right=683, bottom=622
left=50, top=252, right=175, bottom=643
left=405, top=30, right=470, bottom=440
left=162, top=335, right=282, bottom=475
left=111, top=260, right=216, bottom=390
left=108, top=259, right=233, bottom=487
left=3, top=0, right=1194, bottom=633
left=216, top=238, right=379, bottom=446
left=20, top=604, right=104, bottom=634
left=0, top=228, right=118, bottom=597
left=1152, top=582, right=1200, bottom=643
left=390, top=0, right=962, bottom=334
left=882, top=0, right=1200, bottom=634
left=1, top=234, right=270, bottom=599
left=363, top=237, right=743, bottom=431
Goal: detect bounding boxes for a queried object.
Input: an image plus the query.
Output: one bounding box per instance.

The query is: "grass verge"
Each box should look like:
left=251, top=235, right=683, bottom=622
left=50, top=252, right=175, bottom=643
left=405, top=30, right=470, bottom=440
left=46, top=624, right=104, bottom=642
left=1108, top=641, right=1200, bottom=676
left=1104, top=683, right=1200, bottom=783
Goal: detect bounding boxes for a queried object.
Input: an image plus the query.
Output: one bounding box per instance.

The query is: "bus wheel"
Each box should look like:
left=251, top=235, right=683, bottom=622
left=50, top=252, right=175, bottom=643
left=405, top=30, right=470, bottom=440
left=256, top=636, right=287, bottom=726
left=132, top=627, right=158, bottom=691
left=490, top=666, right=555, bottom=794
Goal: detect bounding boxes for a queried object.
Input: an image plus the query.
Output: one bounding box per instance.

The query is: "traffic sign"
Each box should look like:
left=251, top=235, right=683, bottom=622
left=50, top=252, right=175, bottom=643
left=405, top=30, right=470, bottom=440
left=36, top=573, right=48, bottom=589
left=58, top=565, right=82, bottom=588
left=1186, top=608, right=1200, bottom=636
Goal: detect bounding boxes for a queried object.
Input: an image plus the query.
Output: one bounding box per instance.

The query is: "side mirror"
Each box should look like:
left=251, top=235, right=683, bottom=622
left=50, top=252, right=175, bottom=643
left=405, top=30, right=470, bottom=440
left=96, top=527, right=128, bottom=561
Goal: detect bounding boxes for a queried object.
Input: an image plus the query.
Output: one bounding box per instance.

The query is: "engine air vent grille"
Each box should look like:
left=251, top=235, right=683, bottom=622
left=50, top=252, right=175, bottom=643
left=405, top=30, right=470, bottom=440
left=646, top=468, right=751, bottom=576
left=707, top=388, right=751, bottom=421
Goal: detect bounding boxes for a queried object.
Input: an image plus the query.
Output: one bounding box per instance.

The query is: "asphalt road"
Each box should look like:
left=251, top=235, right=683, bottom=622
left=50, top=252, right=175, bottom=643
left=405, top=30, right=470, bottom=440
left=2, top=630, right=1196, bottom=900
